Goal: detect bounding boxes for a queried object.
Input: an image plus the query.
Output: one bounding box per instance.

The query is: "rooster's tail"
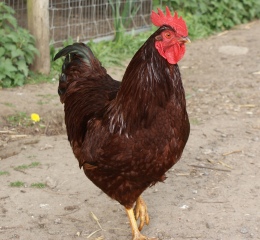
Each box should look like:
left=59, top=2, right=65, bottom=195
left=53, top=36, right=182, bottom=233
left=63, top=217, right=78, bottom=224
left=54, top=43, right=105, bottom=101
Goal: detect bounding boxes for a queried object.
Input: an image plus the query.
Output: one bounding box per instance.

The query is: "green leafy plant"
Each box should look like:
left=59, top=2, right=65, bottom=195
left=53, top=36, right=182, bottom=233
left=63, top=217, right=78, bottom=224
left=162, top=0, right=260, bottom=39
left=108, top=0, right=141, bottom=42
left=0, top=2, right=38, bottom=88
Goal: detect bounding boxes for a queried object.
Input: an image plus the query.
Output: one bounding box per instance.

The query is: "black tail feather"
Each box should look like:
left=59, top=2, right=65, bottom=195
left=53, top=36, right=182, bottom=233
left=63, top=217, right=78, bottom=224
left=54, top=42, right=105, bottom=101
left=54, top=43, right=95, bottom=67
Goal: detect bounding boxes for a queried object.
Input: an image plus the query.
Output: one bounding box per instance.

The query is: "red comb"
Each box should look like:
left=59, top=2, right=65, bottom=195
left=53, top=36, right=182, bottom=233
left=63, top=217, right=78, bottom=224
left=151, top=6, right=188, bottom=36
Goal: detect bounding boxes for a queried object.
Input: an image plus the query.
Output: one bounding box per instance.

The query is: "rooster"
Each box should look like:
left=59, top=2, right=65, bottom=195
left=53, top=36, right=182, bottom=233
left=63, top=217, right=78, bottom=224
left=54, top=7, right=190, bottom=240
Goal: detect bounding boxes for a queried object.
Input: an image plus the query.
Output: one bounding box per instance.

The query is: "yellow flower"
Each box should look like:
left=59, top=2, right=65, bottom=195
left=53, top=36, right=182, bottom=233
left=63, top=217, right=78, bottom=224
left=31, top=113, right=40, bottom=122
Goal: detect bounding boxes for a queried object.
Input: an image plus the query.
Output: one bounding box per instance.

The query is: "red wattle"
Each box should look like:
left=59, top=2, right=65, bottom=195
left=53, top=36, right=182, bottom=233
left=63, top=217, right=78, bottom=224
left=155, top=42, right=185, bottom=64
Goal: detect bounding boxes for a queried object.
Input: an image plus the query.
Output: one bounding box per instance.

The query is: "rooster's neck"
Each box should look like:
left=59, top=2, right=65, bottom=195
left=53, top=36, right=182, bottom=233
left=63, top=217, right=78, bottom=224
left=107, top=36, right=186, bottom=135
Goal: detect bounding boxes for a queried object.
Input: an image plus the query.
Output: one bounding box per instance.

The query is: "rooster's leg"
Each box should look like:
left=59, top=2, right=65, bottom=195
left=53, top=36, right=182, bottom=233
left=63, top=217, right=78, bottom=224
left=134, top=196, right=150, bottom=231
left=125, top=208, right=157, bottom=240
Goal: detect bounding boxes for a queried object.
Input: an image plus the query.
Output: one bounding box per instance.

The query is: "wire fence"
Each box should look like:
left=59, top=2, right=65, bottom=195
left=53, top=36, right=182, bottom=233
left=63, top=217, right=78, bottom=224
left=2, top=0, right=152, bottom=47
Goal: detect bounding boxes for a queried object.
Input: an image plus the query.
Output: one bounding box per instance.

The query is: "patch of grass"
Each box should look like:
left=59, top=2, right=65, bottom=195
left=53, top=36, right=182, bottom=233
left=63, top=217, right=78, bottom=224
left=235, top=92, right=242, bottom=98
left=185, top=93, right=193, bottom=100
left=5, top=112, right=42, bottom=127
left=36, top=93, right=56, bottom=99
left=31, top=183, right=46, bottom=188
left=5, top=111, right=29, bottom=127
left=36, top=94, right=56, bottom=105
left=1, top=102, right=15, bottom=108
left=25, top=70, right=57, bottom=85
left=0, top=171, right=10, bottom=176
left=190, top=118, right=201, bottom=125
left=37, top=100, right=48, bottom=105
left=14, top=162, right=41, bottom=170
left=10, top=181, right=25, bottom=187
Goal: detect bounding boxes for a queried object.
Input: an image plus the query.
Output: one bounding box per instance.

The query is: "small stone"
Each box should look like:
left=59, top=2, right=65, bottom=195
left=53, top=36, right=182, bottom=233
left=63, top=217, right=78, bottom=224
left=54, top=218, right=62, bottom=224
left=11, top=234, right=19, bottom=238
left=38, top=223, right=45, bottom=229
left=180, top=204, right=189, bottom=209
left=157, top=232, right=164, bottom=240
left=203, top=149, right=213, bottom=155
left=240, top=227, right=248, bottom=234
left=246, top=153, right=255, bottom=158
left=45, top=176, right=57, bottom=189
left=39, top=204, right=49, bottom=209
left=40, top=144, right=54, bottom=150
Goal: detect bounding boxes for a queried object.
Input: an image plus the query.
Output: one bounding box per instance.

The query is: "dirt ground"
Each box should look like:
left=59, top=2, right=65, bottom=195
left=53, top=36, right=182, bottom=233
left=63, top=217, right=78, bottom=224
left=0, top=20, right=260, bottom=240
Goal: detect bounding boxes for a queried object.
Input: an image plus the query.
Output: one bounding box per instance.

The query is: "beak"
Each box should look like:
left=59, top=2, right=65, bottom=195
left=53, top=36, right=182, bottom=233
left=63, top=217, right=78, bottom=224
left=179, top=36, right=191, bottom=44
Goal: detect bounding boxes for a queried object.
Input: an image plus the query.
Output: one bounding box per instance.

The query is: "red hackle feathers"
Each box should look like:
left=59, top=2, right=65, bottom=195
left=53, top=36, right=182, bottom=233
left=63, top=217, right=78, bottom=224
left=151, top=6, right=188, bottom=37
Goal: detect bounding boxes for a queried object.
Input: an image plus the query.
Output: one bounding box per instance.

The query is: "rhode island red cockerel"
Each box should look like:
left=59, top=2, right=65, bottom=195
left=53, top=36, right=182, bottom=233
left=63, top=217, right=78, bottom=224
left=54, top=7, right=190, bottom=240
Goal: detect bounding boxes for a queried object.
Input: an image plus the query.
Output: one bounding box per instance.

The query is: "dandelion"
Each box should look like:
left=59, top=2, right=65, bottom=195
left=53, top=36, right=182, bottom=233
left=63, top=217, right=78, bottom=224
left=31, top=113, right=40, bottom=122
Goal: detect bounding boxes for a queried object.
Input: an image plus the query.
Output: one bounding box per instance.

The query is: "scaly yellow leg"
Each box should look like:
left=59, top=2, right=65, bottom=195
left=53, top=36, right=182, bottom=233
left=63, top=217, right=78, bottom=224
left=134, top=196, right=150, bottom=231
left=125, top=207, right=157, bottom=240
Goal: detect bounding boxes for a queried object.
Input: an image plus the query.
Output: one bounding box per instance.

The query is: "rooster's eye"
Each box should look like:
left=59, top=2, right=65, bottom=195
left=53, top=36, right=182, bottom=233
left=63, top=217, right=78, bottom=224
left=165, top=32, right=171, bottom=39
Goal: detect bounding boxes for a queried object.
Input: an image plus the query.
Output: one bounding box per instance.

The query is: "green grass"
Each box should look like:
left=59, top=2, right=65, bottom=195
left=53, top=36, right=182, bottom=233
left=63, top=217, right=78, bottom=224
left=190, top=118, right=201, bottom=125
left=5, top=112, right=42, bottom=127
left=25, top=70, right=58, bottom=85
left=0, top=171, right=10, bottom=176
left=1, top=102, right=15, bottom=108
left=5, top=111, right=29, bottom=127
left=14, top=162, right=41, bottom=171
left=37, top=100, right=48, bottom=105
left=36, top=93, right=56, bottom=99
left=36, top=93, right=56, bottom=105
left=31, top=183, right=46, bottom=188
left=10, top=181, right=46, bottom=188
left=10, top=181, right=25, bottom=187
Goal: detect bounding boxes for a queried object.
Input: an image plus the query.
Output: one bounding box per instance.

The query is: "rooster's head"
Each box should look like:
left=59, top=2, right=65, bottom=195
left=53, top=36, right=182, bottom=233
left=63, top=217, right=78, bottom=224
left=151, top=7, right=190, bottom=64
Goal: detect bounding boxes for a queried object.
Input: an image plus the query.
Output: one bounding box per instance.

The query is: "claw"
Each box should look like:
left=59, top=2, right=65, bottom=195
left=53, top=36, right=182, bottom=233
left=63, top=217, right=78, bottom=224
left=125, top=207, right=157, bottom=240
left=134, top=196, right=150, bottom=231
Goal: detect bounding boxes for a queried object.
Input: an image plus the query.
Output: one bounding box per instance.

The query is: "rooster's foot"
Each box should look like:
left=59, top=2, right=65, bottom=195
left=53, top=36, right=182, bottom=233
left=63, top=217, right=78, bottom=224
left=134, top=196, right=150, bottom=231
left=132, top=233, right=158, bottom=240
left=125, top=207, right=157, bottom=240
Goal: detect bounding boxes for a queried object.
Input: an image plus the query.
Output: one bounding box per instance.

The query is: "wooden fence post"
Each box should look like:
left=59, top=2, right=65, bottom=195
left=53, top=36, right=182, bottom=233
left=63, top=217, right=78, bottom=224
left=27, top=0, right=50, bottom=74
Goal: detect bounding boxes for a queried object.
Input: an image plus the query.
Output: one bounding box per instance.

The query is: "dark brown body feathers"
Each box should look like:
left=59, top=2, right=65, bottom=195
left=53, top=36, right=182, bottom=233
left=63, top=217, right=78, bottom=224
left=55, top=26, right=190, bottom=208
